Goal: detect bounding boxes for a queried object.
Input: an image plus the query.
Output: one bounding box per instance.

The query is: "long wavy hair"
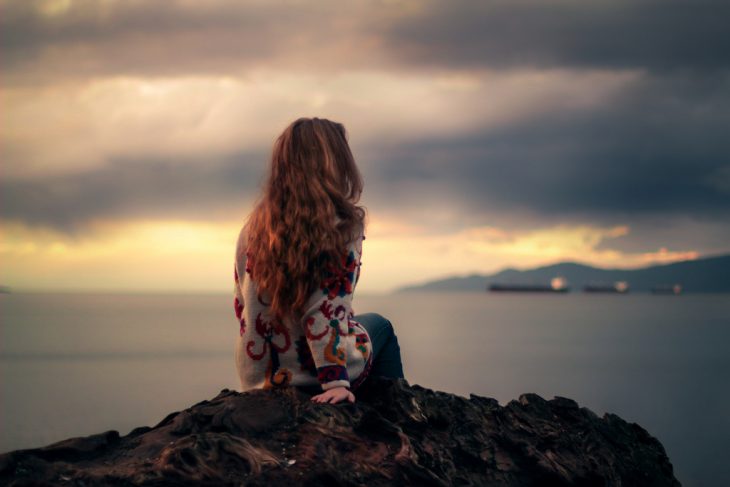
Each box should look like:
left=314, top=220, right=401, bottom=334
left=242, top=117, right=366, bottom=324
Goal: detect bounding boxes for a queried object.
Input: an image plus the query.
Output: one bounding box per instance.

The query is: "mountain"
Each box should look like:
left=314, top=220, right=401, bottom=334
left=397, top=254, right=730, bottom=293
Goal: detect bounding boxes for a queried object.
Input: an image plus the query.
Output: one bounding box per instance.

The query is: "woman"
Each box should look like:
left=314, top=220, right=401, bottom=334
left=233, top=117, right=404, bottom=405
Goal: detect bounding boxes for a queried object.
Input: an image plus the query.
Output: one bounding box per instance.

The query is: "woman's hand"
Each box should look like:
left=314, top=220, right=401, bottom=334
left=311, top=386, right=355, bottom=404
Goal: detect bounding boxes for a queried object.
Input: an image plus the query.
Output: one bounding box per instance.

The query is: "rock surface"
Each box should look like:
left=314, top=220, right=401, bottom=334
left=0, top=378, right=679, bottom=486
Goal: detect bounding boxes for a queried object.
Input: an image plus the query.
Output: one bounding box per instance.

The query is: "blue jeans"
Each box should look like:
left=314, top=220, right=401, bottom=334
left=353, top=312, right=405, bottom=379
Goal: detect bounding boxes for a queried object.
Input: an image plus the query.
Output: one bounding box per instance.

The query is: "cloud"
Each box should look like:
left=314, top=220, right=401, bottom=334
left=0, top=153, right=266, bottom=233
left=592, top=214, right=730, bottom=255
left=2, top=0, right=728, bottom=87
left=361, top=71, right=730, bottom=226
left=384, top=0, right=730, bottom=72
left=2, top=75, right=310, bottom=177
left=1, top=68, right=635, bottom=177
left=0, top=0, right=392, bottom=85
left=2, top=68, right=728, bottom=240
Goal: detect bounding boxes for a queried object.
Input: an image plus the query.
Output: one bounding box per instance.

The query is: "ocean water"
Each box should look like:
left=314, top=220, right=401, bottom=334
left=1, top=291, right=728, bottom=486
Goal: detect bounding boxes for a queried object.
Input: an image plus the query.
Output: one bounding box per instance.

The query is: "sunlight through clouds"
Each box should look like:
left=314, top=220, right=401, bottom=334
left=2, top=68, right=637, bottom=178
left=0, top=216, right=699, bottom=294
left=0, top=219, right=240, bottom=292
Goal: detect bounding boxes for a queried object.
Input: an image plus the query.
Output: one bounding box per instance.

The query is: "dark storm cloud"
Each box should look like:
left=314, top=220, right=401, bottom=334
left=592, top=216, right=730, bottom=254
left=362, top=71, right=730, bottom=222
left=0, top=152, right=267, bottom=233
left=385, top=0, right=730, bottom=72
left=2, top=0, right=729, bottom=85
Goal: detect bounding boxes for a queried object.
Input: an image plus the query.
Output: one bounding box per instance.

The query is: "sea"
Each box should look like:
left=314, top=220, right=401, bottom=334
left=1, top=291, right=728, bottom=486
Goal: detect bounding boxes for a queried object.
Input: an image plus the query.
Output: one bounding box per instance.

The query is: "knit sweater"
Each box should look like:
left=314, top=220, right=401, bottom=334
left=233, top=225, right=373, bottom=392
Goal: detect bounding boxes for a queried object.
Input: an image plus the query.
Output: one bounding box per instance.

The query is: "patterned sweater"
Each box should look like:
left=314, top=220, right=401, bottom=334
left=233, top=226, right=373, bottom=392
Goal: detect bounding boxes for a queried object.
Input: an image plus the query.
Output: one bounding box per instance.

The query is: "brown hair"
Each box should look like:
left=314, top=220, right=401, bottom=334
left=242, top=117, right=366, bottom=323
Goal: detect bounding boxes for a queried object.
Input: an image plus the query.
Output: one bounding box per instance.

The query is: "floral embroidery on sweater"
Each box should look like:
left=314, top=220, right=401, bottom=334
left=318, top=301, right=347, bottom=365
left=234, top=269, right=246, bottom=336
left=321, top=250, right=358, bottom=299
left=317, top=364, right=349, bottom=383
left=246, top=312, right=293, bottom=389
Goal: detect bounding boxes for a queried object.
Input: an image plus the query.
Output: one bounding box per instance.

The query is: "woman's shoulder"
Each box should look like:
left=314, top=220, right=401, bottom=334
left=235, top=226, right=248, bottom=273
left=333, top=215, right=364, bottom=245
left=236, top=225, right=247, bottom=250
left=350, top=218, right=366, bottom=240
left=345, top=223, right=365, bottom=255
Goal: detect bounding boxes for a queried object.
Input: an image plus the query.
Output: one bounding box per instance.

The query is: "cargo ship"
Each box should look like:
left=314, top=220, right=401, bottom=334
left=488, top=277, right=570, bottom=293
left=651, top=284, right=683, bottom=295
left=582, top=281, right=629, bottom=293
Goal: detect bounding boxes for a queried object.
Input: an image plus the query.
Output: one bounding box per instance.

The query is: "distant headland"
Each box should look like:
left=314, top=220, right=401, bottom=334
left=397, top=253, right=730, bottom=294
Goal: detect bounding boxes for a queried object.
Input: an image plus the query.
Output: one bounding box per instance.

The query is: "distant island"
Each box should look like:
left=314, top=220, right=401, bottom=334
left=397, top=253, right=730, bottom=294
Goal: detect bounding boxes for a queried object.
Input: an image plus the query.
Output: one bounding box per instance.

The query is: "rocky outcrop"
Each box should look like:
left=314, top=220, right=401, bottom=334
left=0, top=377, right=679, bottom=486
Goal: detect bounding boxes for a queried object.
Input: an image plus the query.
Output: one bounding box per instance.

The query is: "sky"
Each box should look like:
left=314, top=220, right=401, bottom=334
left=1, top=0, right=729, bottom=294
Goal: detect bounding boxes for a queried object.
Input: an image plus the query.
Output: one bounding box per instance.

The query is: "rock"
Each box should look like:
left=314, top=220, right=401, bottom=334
left=0, top=378, right=680, bottom=486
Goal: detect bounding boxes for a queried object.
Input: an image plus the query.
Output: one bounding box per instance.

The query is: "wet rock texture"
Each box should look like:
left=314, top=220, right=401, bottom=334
left=0, top=378, right=679, bottom=486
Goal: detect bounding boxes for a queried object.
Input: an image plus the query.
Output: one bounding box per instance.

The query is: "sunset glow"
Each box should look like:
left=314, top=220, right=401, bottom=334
left=0, top=217, right=700, bottom=293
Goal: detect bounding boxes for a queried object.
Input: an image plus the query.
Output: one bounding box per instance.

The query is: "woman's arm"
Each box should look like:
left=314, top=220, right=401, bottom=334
left=233, top=228, right=247, bottom=334
left=301, top=233, right=363, bottom=401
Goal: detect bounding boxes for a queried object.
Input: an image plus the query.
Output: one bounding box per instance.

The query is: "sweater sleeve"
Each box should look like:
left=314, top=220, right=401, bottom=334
left=300, top=232, right=364, bottom=391
left=233, top=228, right=247, bottom=336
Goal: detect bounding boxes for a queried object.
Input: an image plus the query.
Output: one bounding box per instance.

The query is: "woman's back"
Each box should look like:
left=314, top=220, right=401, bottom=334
left=233, top=223, right=373, bottom=392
